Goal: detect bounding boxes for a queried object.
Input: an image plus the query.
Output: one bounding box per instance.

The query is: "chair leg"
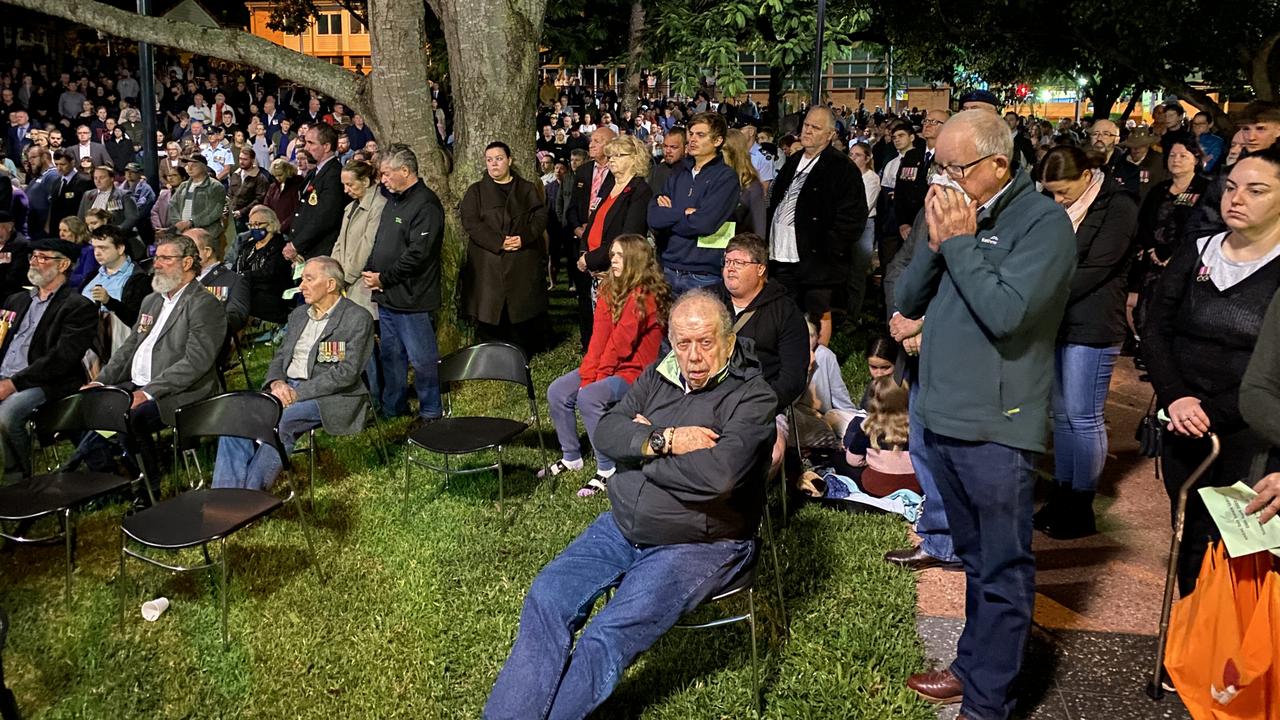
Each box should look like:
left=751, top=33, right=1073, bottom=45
left=307, top=428, right=316, bottom=502
left=219, top=538, right=229, bottom=650
left=118, top=530, right=127, bottom=630
left=762, top=510, right=788, bottom=638
left=290, top=478, right=325, bottom=584
left=535, top=414, right=551, bottom=495
left=63, top=509, right=74, bottom=608
left=496, top=447, right=505, bottom=509
left=749, top=588, right=761, bottom=718
left=372, top=413, right=390, bottom=465
left=402, top=446, right=411, bottom=519
left=236, top=338, right=252, bottom=388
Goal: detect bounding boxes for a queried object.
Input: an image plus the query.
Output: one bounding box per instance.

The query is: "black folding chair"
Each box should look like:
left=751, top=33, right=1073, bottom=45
left=403, top=342, right=549, bottom=511
left=0, top=387, right=142, bottom=605
left=216, top=332, right=253, bottom=392
left=294, top=395, right=390, bottom=498
left=118, top=391, right=321, bottom=649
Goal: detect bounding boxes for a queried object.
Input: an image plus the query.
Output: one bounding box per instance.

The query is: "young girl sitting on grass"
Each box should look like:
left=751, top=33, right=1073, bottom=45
left=842, top=374, right=919, bottom=497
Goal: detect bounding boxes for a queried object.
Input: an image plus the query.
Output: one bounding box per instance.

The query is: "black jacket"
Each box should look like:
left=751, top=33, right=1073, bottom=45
left=765, top=146, right=868, bottom=286
left=0, top=283, right=98, bottom=399
left=46, top=172, right=93, bottom=235
left=580, top=177, right=652, bottom=273
left=366, top=180, right=445, bottom=313
left=717, top=280, right=810, bottom=411
left=1058, top=178, right=1138, bottom=345
left=892, top=147, right=929, bottom=233
left=199, top=264, right=252, bottom=334
left=289, top=157, right=345, bottom=258
left=595, top=341, right=777, bottom=546
left=102, top=268, right=152, bottom=328
left=0, top=234, right=30, bottom=300
left=566, top=161, right=615, bottom=232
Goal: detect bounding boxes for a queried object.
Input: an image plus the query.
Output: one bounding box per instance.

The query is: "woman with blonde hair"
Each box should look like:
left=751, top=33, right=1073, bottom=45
left=722, top=128, right=766, bottom=234
left=263, top=157, right=305, bottom=235
left=842, top=374, right=918, bottom=497
left=542, top=233, right=670, bottom=496
left=577, top=134, right=653, bottom=278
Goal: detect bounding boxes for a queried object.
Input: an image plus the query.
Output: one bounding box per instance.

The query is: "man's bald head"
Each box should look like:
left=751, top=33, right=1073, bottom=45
left=588, top=127, right=617, bottom=162
left=1090, top=119, right=1121, bottom=158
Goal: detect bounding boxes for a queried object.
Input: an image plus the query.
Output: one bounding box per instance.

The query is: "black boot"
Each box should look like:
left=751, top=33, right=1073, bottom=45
left=1032, top=483, right=1068, bottom=533
left=1043, top=490, right=1098, bottom=540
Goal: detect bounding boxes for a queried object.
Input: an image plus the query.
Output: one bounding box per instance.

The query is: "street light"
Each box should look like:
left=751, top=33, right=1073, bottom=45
left=810, top=0, right=827, bottom=107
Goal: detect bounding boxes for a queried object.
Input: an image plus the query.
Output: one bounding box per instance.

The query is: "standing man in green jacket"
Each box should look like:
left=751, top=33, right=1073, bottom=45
left=894, top=110, right=1076, bottom=720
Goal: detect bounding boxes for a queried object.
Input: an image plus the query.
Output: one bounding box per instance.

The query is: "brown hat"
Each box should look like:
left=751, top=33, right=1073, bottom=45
left=181, top=153, right=208, bottom=167
left=1122, top=127, right=1159, bottom=149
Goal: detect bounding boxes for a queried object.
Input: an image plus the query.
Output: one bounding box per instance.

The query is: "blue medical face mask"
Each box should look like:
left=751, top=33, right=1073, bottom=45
left=248, top=227, right=267, bottom=242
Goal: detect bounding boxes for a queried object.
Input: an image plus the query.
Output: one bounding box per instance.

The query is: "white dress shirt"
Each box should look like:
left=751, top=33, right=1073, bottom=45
left=131, top=281, right=189, bottom=387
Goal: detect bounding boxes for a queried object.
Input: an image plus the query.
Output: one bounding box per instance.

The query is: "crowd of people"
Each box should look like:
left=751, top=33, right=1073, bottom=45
left=1, top=43, right=1279, bottom=720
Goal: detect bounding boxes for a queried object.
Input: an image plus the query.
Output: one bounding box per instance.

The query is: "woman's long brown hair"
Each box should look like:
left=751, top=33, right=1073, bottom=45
left=598, top=233, right=671, bottom=326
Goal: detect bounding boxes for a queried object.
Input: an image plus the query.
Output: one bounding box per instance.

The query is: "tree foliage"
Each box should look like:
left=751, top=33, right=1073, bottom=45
left=871, top=0, right=1280, bottom=120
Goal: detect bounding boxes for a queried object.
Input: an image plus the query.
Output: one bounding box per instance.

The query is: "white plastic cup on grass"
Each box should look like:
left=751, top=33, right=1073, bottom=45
left=141, top=597, right=170, bottom=622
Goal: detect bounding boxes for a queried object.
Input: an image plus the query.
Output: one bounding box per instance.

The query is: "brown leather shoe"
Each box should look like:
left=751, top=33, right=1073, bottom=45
left=906, top=668, right=963, bottom=704
left=884, top=545, right=965, bottom=572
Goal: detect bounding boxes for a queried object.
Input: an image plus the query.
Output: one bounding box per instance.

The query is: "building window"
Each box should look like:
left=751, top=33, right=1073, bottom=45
left=350, top=15, right=367, bottom=34
left=350, top=56, right=371, bottom=67
left=315, top=12, right=343, bottom=35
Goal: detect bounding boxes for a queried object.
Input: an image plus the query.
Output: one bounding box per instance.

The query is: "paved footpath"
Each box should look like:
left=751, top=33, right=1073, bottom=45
left=914, top=358, right=1194, bottom=719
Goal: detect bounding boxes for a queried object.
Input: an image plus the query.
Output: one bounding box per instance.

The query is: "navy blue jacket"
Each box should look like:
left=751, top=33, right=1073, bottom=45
left=647, top=154, right=740, bottom=275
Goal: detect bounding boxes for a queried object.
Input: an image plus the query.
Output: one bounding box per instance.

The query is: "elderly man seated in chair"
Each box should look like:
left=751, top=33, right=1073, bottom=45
left=212, top=256, right=373, bottom=490
left=484, top=289, right=777, bottom=720
left=77, top=234, right=226, bottom=498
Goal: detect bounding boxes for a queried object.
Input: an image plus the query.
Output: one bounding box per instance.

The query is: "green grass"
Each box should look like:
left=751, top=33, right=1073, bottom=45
left=0, top=290, right=934, bottom=719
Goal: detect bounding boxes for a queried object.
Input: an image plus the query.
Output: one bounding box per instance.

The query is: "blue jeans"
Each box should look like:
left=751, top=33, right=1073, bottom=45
left=1051, top=343, right=1119, bottom=492
left=921, top=429, right=1037, bottom=720
left=846, top=217, right=876, bottom=320
left=662, top=268, right=721, bottom=297
left=484, top=512, right=753, bottom=720
left=910, top=379, right=956, bottom=562
left=0, top=386, right=46, bottom=478
left=378, top=307, right=442, bottom=419
left=546, top=370, right=630, bottom=472
left=212, top=382, right=322, bottom=490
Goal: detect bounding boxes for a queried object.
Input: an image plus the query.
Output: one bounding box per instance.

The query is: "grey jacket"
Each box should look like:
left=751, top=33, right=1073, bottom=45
left=167, top=177, right=227, bottom=236
left=78, top=186, right=141, bottom=233
left=99, top=280, right=228, bottom=424
left=265, top=297, right=374, bottom=436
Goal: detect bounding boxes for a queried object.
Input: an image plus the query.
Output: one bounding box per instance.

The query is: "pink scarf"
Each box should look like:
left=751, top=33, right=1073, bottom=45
left=1066, top=170, right=1105, bottom=232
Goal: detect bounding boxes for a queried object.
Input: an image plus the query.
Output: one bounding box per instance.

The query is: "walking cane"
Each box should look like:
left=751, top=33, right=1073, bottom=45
left=1147, top=432, right=1220, bottom=700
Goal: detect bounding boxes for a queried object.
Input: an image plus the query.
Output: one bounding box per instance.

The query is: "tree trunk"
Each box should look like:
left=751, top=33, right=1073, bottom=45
left=1249, top=30, right=1280, bottom=101
left=622, top=0, right=645, bottom=112
left=1117, top=88, right=1143, bottom=126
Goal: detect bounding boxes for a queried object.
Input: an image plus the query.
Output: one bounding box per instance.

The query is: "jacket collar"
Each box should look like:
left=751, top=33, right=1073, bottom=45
left=977, top=168, right=1033, bottom=227
left=654, top=337, right=762, bottom=391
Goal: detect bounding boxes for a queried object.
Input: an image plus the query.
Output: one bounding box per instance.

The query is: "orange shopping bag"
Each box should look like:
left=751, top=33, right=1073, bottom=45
left=1215, top=566, right=1280, bottom=718
left=1164, top=543, right=1271, bottom=719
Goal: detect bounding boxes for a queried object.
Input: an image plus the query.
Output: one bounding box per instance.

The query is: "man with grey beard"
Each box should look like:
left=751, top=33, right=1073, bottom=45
left=0, top=238, right=97, bottom=479
left=77, top=235, right=226, bottom=500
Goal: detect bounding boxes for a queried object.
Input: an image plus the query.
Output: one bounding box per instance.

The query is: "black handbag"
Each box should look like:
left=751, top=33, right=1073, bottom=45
left=1135, top=392, right=1164, bottom=459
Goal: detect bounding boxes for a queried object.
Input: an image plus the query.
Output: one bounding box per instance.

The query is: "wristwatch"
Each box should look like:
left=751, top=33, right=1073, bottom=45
left=648, top=428, right=668, bottom=456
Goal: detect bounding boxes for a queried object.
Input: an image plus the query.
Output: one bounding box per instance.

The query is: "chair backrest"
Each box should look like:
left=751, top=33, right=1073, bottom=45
left=438, top=342, right=533, bottom=395
left=34, top=386, right=133, bottom=442
left=173, top=391, right=288, bottom=467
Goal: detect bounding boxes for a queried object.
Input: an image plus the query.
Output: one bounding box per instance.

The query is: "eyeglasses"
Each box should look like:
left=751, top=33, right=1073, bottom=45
left=723, top=258, right=761, bottom=270
left=922, top=119, right=944, bottom=127
left=247, top=222, right=269, bottom=229
left=1088, top=131, right=1119, bottom=138
left=932, top=154, right=995, bottom=180
left=29, top=253, right=65, bottom=264
left=153, top=253, right=186, bottom=263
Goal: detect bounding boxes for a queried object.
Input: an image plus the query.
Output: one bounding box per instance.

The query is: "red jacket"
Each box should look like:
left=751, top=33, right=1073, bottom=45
left=580, top=288, right=663, bottom=387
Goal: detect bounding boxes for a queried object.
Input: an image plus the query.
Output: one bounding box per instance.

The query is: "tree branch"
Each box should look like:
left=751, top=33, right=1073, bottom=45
left=332, top=0, right=370, bottom=29
left=2, top=0, right=363, bottom=109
